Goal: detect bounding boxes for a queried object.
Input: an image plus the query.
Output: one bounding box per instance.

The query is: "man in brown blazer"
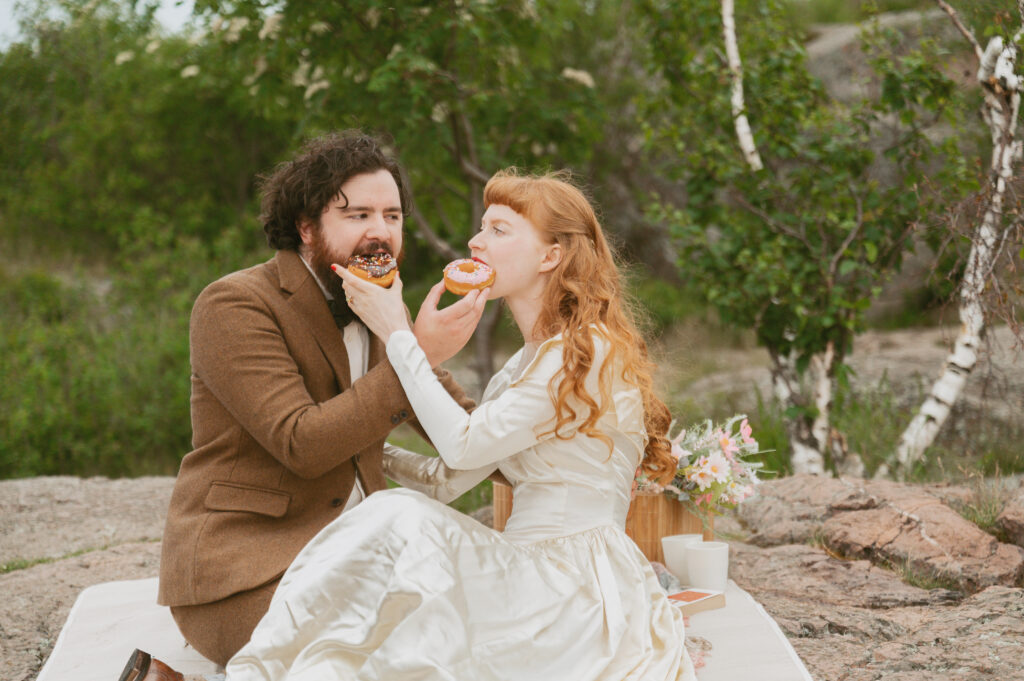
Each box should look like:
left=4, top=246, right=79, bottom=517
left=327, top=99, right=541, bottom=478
left=149, top=131, right=483, bottom=673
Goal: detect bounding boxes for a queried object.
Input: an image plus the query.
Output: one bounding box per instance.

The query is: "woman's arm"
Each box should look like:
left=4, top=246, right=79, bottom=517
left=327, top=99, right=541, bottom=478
left=386, top=330, right=566, bottom=470
left=382, top=443, right=497, bottom=504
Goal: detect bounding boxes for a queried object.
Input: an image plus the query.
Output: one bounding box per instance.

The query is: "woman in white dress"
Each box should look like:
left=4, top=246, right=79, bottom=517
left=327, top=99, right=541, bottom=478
left=224, top=170, right=696, bottom=681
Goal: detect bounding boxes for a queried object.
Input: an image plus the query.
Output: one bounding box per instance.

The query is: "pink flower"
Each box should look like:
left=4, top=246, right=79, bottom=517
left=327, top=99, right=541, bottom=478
left=671, top=443, right=691, bottom=463
left=740, top=418, right=755, bottom=445
left=718, top=433, right=740, bottom=457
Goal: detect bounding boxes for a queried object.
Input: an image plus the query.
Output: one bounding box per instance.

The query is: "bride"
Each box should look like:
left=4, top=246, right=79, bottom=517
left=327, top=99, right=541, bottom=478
left=223, top=169, right=696, bottom=680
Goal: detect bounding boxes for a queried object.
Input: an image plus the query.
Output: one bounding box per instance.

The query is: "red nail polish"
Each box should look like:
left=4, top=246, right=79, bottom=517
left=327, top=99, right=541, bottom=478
left=331, top=264, right=338, bottom=271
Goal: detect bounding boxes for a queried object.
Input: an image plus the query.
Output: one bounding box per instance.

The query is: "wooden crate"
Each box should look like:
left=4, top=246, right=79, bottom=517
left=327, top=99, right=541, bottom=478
left=625, top=492, right=714, bottom=563
left=491, top=484, right=712, bottom=563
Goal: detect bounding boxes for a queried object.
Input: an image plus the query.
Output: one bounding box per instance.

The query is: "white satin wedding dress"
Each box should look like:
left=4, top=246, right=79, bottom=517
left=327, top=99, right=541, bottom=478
left=224, top=329, right=696, bottom=681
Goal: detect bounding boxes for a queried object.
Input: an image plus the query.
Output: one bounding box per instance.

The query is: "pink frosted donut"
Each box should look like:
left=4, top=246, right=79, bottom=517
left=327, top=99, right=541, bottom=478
left=443, top=258, right=495, bottom=295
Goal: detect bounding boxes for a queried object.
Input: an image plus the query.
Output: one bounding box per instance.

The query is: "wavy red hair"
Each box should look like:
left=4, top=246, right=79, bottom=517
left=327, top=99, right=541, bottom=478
left=483, top=169, right=675, bottom=484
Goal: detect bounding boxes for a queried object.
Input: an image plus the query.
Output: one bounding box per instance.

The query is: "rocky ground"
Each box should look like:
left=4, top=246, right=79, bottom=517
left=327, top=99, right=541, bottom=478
left=3, top=474, right=1024, bottom=681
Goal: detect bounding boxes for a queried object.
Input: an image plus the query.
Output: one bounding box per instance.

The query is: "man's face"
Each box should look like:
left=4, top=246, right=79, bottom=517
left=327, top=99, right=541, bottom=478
left=300, top=169, right=404, bottom=300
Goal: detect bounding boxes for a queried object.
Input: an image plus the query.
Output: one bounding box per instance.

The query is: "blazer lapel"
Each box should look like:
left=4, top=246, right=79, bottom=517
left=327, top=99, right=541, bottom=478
left=276, top=250, right=352, bottom=389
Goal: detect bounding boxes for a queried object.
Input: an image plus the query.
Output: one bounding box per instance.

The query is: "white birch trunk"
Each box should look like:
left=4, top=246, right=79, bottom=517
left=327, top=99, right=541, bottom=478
left=723, top=0, right=829, bottom=473
left=890, top=30, right=1022, bottom=476
left=769, top=348, right=828, bottom=475
left=722, top=0, right=763, bottom=171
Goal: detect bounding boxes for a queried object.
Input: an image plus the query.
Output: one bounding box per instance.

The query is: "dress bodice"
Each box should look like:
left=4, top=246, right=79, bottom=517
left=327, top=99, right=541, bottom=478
left=387, top=328, right=646, bottom=544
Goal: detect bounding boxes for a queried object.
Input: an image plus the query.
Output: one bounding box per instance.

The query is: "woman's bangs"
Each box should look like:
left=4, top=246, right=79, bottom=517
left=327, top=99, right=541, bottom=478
left=483, top=175, right=536, bottom=219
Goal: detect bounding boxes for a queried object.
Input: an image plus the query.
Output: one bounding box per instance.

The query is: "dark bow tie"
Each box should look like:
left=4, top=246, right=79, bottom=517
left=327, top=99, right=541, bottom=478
left=328, top=297, right=357, bottom=329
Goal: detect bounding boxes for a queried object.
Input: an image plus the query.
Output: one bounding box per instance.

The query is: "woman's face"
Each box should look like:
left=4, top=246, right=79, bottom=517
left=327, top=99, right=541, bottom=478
left=468, top=204, right=559, bottom=301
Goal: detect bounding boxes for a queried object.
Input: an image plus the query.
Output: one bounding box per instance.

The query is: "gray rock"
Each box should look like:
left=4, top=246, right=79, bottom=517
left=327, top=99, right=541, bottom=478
left=729, top=542, right=1024, bottom=681
left=823, top=484, right=1024, bottom=593
left=730, top=543, right=961, bottom=610
left=737, top=474, right=878, bottom=546
left=0, top=476, right=173, bottom=564
left=997, top=487, right=1024, bottom=548
left=0, top=541, right=161, bottom=681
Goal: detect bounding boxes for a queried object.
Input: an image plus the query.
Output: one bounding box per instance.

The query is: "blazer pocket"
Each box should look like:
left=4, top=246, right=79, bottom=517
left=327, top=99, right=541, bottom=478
left=204, top=481, right=291, bottom=518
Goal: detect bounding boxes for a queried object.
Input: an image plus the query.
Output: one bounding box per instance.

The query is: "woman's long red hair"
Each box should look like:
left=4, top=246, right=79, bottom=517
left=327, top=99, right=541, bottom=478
left=483, top=169, right=675, bottom=484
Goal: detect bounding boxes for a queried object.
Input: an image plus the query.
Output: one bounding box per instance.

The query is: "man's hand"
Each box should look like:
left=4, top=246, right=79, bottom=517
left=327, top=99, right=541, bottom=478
left=414, top=280, right=488, bottom=367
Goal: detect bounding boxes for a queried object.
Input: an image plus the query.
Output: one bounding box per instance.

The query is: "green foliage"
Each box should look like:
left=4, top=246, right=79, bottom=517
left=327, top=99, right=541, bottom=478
left=0, top=224, right=259, bottom=478
left=779, top=0, right=933, bottom=30
left=0, top=0, right=292, bottom=254
left=831, top=374, right=1024, bottom=479
left=188, top=0, right=607, bottom=281
left=642, top=0, right=970, bottom=372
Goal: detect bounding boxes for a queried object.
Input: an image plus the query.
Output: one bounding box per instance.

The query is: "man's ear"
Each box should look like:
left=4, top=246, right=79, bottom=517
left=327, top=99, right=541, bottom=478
left=539, top=243, right=562, bottom=273
left=297, top=218, right=315, bottom=246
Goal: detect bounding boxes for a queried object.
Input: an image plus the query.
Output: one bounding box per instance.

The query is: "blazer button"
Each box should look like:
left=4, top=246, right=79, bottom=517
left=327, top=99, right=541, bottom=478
left=331, top=498, right=343, bottom=507
left=391, top=414, right=400, bottom=424
left=399, top=409, right=409, bottom=419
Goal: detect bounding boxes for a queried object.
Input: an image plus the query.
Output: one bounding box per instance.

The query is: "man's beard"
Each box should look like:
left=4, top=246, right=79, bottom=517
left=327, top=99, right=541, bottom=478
left=306, top=230, right=398, bottom=302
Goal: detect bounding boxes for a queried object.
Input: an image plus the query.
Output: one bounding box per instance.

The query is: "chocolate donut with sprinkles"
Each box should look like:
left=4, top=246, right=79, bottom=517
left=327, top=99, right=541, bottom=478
left=346, top=253, right=398, bottom=287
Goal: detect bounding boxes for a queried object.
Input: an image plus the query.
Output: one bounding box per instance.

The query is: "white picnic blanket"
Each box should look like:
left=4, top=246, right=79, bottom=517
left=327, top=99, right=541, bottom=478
left=36, top=578, right=814, bottom=681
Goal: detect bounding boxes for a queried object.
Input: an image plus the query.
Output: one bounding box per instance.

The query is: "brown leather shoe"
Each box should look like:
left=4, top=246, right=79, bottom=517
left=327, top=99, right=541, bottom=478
left=118, top=649, right=184, bottom=681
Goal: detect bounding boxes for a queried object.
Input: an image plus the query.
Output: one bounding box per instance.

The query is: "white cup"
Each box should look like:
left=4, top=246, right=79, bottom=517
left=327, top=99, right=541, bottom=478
left=660, top=534, right=704, bottom=584
left=686, top=541, right=729, bottom=591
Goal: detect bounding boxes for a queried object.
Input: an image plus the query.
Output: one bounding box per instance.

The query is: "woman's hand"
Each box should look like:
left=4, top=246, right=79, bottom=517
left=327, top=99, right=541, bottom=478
left=412, top=280, right=488, bottom=367
left=331, top=264, right=412, bottom=341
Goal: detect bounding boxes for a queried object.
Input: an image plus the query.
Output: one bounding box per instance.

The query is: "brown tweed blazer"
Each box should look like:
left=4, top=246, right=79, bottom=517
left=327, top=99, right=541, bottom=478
left=158, top=249, right=473, bottom=607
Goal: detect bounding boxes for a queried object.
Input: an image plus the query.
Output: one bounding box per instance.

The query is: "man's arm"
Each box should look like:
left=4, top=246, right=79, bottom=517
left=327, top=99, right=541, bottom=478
left=190, top=277, right=416, bottom=479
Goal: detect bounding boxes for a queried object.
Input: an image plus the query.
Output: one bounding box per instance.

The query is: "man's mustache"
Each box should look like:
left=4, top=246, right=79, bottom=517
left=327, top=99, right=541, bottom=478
left=354, top=241, right=393, bottom=257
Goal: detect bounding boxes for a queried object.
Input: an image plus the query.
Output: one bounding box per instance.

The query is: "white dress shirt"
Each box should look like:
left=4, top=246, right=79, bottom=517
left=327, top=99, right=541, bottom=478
left=300, top=255, right=367, bottom=511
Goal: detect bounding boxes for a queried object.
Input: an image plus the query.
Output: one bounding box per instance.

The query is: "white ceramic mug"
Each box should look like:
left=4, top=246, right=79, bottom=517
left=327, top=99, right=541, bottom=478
left=686, top=541, right=729, bottom=591
left=660, top=534, right=704, bottom=584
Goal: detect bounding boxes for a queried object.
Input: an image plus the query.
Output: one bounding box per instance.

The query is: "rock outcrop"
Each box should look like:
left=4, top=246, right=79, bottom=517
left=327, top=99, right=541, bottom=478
left=997, top=485, right=1024, bottom=547
left=3, top=474, right=1024, bottom=681
left=739, top=474, right=1024, bottom=592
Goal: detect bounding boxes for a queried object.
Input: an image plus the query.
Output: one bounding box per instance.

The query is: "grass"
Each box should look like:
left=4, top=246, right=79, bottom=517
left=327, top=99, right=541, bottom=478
left=0, top=544, right=113, bottom=575
left=945, top=469, right=1014, bottom=541
left=883, top=556, right=964, bottom=592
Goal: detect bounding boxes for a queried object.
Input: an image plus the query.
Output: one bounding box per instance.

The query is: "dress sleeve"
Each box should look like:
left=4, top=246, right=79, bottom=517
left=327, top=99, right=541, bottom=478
left=382, top=443, right=497, bottom=504
left=386, top=330, right=563, bottom=470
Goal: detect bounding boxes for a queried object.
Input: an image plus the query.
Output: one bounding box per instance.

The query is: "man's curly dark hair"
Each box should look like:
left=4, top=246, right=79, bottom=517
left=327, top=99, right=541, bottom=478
left=259, top=131, right=411, bottom=251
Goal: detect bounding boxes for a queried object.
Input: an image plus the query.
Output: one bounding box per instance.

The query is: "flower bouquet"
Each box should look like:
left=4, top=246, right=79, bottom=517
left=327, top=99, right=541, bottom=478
left=636, top=415, right=765, bottom=522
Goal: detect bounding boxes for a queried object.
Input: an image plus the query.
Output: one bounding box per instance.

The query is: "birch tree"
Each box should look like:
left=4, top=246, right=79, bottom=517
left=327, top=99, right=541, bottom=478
left=641, top=0, right=960, bottom=475
left=886, top=0, right=1024, bottom=477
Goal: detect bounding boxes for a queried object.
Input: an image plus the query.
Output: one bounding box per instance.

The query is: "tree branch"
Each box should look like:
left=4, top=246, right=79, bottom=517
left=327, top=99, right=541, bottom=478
left=409, top=203, right=461, bottom=261
left=730, top=191, right=813, bottom=250
left=828, top=184, right=865, bottom=280
left=934, top=0, right=984, bottom=61
left=407, top=204, right=460, bottom=260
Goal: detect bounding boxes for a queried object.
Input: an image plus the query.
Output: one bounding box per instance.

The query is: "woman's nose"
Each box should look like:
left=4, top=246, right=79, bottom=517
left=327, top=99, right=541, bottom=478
left=468, top=232, right=483, bottom=251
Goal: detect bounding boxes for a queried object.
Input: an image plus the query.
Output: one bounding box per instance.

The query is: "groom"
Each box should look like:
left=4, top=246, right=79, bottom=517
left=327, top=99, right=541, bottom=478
left=152, top=131, right=482, bottom=672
